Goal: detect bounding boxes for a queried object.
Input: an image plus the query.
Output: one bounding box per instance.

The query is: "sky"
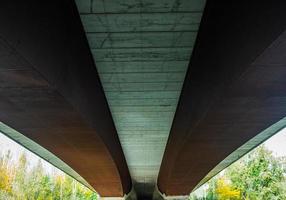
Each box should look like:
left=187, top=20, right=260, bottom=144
left=0, top=126, right=286, bottom=174
left=264, top=128, right=286, bottom=157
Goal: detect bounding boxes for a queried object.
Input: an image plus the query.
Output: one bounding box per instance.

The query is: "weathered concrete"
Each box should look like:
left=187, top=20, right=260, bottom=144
left=75, top=0, right=206, bottom=198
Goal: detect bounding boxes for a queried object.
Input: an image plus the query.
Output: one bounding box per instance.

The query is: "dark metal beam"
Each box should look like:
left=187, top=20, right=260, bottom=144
left=0, top=0, right=131, bottom=196
left=158, top=0, right=286, bottom=195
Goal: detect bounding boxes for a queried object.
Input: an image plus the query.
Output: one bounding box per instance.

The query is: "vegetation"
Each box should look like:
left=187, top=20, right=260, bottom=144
left=190, top=145, right=286, bottom=200
left=1, top=132, right=285, bottom=200
left=0, top=150, right=97, bottom=200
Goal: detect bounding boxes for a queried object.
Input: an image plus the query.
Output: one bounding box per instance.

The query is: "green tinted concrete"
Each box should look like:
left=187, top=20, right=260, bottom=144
left=75, top=0, right=206, bottom=196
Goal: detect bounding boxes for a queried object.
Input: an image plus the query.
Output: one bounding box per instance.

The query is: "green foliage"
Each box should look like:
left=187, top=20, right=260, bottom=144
left=0, top=151, right=97, bottom=200
left=190, top=145, right=286, bottom=200
left=227, top=146, right=286, bottom=200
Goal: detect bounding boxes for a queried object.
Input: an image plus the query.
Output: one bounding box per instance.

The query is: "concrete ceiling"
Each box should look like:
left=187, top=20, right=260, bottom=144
left=75, top=0, right=206, bottom=197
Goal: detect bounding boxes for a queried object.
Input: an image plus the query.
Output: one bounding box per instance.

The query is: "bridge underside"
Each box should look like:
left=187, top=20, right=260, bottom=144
left=74, top=0, right=206, bottom=198
left=0, top=0, right=131, bottom=197
left=1, top=0, right=286, bottom=199
left=158, top=0, right=286, bottom=195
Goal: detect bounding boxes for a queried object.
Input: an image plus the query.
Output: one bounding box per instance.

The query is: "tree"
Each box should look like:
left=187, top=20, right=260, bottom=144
left=0, top=151, right=13, bottom=194
left=202, top=145, right=286, bottom=200
left=215, top=178, right=240, bottom=200
left=227, top=146, right=286, bottom=199
left=0, top=149, right=98, bottom=200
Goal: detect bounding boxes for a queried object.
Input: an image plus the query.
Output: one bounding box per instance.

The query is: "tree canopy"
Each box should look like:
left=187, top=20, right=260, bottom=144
left=0, top=151, right=97, bottom=200
left=190, top=145, right=286, bottom=200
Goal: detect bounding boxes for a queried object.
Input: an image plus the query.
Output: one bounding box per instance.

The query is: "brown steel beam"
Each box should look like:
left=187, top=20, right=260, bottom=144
left=158, top=0, right=286, bottom=195
left=0, top=0, right=131, bottom=196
